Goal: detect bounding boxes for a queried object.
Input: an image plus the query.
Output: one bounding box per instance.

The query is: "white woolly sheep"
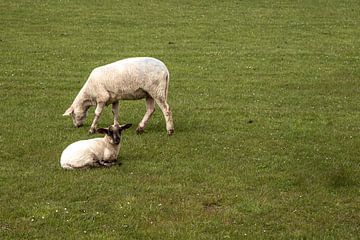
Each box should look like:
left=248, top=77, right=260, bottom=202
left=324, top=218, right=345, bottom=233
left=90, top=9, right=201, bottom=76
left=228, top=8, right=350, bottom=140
left=60, top=124, right=132, bottom=169
left=63, top=57, right=174, bottom=135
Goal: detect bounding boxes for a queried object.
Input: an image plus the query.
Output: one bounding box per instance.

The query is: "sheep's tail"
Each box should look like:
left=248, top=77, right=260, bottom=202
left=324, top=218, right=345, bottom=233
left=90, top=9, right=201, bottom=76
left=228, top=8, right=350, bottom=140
left=152, top=65, right=170, bottom=101
left=164, top=71, right=170, bottom=101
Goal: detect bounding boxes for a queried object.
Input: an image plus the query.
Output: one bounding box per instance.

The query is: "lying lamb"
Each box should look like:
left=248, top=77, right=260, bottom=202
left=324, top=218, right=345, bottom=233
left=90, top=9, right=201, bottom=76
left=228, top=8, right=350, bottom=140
left=60, top=124, right=132, bottom=169
left=63, top=57, right=174, bottom=135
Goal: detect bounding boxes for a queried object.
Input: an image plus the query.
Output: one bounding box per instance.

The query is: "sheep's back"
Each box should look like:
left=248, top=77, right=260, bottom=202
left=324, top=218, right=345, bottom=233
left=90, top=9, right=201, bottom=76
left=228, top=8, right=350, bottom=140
left=88, top=57, right=169, bottom=100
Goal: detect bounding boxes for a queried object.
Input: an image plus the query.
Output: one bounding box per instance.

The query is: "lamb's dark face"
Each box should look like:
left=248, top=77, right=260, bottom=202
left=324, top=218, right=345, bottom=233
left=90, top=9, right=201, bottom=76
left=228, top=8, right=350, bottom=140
left=97, top=124, right=132, bottom=145
left=108, top=125, right=121, bottom=145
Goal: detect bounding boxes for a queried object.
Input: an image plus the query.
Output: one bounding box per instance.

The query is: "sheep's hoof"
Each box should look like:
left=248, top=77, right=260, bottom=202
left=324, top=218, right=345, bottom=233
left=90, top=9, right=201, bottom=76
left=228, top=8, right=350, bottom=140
left=167, top=129, right=174, bottom=136
left=136, top=127, right=145, bottom=135
left=89, top=128, right=96, bottom=134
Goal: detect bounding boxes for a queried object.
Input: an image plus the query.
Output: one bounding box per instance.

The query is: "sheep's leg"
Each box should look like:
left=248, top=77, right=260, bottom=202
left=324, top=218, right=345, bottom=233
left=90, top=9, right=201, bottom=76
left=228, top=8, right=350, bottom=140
left=89, top=102, right=105, bottom=134
left=112, top=101, right=120, bottom=125
left=155, top=99, right=174, bottom=136
left=136, top=96, right=155, bottom=134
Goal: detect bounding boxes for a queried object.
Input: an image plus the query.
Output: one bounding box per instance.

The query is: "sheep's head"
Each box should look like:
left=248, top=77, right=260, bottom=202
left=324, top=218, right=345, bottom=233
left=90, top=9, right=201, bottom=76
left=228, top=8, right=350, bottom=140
left=63, top=105, right=88, bottom=128
left=97, top=124, right=132, bottom=145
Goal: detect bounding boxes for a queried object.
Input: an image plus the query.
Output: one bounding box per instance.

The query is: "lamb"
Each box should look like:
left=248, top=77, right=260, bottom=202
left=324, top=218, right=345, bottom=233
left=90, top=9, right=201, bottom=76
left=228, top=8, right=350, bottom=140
left=63, top=57, right=174, bottom=135
left=60, top=124, right=132, bottom=169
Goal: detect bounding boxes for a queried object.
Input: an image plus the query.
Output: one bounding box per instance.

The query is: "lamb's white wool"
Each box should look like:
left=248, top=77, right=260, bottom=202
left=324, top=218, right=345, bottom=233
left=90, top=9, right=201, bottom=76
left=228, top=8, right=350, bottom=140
left=63, top=57, right=174, bottom=135
left=60, top=138, right=116, bottom=169
left=60, top=124, right=131, bottom=169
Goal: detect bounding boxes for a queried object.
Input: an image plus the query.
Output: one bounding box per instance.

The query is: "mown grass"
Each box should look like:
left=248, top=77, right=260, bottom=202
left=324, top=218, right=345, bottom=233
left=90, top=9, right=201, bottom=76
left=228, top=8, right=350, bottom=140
left=1, top=0, right=359, bottom=239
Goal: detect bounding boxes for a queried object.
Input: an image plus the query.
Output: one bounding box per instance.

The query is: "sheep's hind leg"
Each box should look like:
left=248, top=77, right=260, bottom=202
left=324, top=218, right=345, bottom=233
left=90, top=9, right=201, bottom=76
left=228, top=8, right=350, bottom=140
left=89, top=102, right=105, bottom=134
left=112, top=101, right=120, bottom=126
left=154, top=98, right=174, bottom=135
left=136, top=96, right=155, bottom=134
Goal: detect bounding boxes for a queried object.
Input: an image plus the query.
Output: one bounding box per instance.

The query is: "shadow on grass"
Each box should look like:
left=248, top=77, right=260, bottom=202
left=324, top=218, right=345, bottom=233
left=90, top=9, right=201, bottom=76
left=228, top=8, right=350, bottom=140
left=327, top=165, right=357, bottom=188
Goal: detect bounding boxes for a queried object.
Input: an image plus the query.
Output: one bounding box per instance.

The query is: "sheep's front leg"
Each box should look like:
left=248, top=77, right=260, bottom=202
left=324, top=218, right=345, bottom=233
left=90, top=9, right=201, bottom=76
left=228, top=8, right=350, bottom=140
left=89, top=102, right=105, bottom=134
left=136, top=97, right=155, bottom=134
left=112, top=101, right=120, bottom=126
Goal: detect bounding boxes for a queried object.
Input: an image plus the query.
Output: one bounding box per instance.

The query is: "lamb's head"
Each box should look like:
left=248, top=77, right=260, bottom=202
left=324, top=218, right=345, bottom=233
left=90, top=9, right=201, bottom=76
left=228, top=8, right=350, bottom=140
left=63, top=105, right=89, bottom=128
left=97, top=124, right=132, bottom=145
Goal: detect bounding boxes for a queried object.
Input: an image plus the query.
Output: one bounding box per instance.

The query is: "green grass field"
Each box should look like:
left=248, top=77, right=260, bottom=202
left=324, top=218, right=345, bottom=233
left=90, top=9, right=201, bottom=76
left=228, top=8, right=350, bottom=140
left=1, top=0, right=359, bottom=239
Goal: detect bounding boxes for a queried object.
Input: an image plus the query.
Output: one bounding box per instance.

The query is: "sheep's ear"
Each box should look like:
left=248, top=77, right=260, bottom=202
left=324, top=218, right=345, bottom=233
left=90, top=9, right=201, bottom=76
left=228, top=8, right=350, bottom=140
left=63, top=107, right=74, bottom=116
left=120, top=124, right=132, bottom=131
left=96, top=128, right=109, bottom=135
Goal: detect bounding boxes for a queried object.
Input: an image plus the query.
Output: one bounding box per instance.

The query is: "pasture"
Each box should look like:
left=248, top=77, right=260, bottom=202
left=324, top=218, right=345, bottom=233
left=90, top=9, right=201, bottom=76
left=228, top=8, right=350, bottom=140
left=1, top=0, right=359, bottom=239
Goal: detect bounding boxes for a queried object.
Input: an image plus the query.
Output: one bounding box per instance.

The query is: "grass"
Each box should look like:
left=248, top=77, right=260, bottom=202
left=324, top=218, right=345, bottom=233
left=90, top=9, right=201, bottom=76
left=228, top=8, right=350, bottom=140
left=1, top=0, right=359, bottom=239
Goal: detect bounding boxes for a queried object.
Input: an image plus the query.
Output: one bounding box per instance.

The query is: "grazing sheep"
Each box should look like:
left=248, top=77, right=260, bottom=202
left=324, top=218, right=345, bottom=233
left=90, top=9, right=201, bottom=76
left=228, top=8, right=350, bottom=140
left=63, top=57, right=174, bottom=135
left=60, top=124, right=132, bottom=169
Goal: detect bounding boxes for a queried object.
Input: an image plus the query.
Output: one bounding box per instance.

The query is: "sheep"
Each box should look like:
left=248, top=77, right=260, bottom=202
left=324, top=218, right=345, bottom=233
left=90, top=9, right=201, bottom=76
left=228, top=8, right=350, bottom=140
left=62, top=57, right=174, bottom=135
left=60, top=124, right=132, bottom=169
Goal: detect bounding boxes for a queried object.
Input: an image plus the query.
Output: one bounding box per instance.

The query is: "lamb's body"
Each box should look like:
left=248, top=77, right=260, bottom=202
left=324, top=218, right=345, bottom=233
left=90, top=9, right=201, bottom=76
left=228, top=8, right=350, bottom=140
left=64, top=57, right=174, bottom=135
left=60, top=138, right=120, bottom=169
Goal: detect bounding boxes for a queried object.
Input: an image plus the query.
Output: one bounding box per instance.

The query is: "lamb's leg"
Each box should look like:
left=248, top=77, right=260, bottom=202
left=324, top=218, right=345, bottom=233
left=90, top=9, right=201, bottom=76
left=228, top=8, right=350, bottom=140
left=99, top=159, right=117, bottom=167
left=112, top=101, right=120, bottom=125
left=136, top=96, right=155, bottom=134
left=154, top=98, right=174, bottom=135
left=89, top=102, right=105, bottom=134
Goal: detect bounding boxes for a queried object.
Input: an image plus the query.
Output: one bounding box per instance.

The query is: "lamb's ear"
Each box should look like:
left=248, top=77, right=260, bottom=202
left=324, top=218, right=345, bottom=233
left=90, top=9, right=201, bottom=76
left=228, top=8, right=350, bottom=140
left=120, top=124, right=132, bottom=131
left=96, top=128, right=109, bottom=135
left=63, top=106, right=74, bottom=116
